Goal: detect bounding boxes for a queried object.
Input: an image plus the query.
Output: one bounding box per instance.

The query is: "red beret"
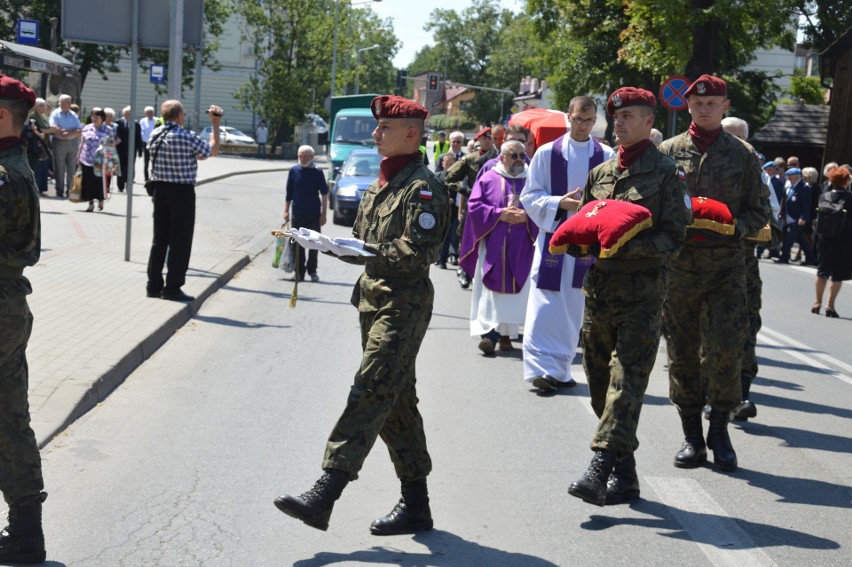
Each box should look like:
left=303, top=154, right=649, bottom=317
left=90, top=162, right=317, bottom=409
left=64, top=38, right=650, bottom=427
left=474, top=127, right=492, bottom=141
left=0, top=75, right=36, bottom=109
left=371, top=95, right=428, bottom=120
left=685, top=74, right=727, bottom=97
left=606, top=87, right=657, bottom=116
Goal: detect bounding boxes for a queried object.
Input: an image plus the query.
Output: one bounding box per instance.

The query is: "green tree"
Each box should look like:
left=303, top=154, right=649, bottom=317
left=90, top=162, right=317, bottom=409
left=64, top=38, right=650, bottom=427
left=787, top=74, right=826, bottom=104
left=797, top=0, right=852, bottom=52
left=420, top=0, right=524, bottom=124
left=232, top=0, right=398, bottom=148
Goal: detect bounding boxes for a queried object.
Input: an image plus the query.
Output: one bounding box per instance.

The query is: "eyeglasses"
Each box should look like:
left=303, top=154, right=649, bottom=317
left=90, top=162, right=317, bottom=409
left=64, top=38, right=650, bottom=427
left=571, top=116, right=596, bottom=126
left=505, top=152, right=526, bottom=160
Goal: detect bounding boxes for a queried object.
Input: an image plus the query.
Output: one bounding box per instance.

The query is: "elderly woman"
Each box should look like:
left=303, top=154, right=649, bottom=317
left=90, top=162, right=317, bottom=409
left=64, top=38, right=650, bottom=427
left=26, top=98, right=54, bottom=193
left=813, top=167, right=852, bottom=318
left=77, top=107, right=110, bottom=211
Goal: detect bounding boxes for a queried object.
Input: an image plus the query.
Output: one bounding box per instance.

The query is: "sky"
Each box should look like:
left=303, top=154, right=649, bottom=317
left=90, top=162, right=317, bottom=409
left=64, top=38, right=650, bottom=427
left=368, top=0, right=523, bottom=68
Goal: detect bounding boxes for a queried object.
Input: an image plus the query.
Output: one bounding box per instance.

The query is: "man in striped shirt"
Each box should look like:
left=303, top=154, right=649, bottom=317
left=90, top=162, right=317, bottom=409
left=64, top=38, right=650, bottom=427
left=145, top=99, right=221, bottom=302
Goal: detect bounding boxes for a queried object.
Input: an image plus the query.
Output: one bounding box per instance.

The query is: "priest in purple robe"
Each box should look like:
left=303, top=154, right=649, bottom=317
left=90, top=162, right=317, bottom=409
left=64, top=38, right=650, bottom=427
left=459, top=140, right=539, bottom=355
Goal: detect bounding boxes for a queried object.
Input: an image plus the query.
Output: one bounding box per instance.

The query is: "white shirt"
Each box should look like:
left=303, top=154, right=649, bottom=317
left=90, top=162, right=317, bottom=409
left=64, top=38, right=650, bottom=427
left=139, top=116, right=157, bottom=143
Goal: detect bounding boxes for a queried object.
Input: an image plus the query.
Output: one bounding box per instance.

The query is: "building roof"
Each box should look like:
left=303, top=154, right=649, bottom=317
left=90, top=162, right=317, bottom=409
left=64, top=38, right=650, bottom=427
left=0, top=40, right=76, bottom=75
left=750, top=103, right=830, bottom=147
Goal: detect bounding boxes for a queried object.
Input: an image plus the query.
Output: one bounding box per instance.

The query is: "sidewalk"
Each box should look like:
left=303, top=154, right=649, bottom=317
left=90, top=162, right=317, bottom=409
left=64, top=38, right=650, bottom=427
left=27, top=154, right=314, bottom=447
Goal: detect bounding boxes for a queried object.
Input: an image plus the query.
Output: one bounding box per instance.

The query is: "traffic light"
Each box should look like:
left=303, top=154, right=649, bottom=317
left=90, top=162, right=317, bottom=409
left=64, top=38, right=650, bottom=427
left=428, top=74, right=439, bottom=91
left=397, top=69, right=408, bottom=90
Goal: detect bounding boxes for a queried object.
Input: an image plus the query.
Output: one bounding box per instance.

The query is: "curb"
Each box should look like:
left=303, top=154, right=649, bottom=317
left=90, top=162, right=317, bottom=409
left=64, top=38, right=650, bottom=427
left=35, top=169, right=284, bottom=448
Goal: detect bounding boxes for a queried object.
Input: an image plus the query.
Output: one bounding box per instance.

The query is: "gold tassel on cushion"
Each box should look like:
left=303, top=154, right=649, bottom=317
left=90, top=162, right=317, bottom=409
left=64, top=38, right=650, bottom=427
left=289, top=244, right=299, bottom=308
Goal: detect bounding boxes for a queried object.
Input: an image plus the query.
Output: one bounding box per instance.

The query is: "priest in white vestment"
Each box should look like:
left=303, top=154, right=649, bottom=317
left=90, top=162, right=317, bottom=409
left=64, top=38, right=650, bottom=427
left=520, top=96, right=615, bottom=392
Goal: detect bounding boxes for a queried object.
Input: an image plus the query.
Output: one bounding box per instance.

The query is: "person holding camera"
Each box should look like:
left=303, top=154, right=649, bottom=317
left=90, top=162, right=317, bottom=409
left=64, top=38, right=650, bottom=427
left=145, top=100, right=221, bottom=302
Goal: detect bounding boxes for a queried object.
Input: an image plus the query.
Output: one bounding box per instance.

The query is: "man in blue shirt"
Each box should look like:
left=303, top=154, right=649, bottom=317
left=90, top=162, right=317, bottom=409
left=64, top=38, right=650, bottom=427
left=284, top=145, right=329, bottom=282
left=48, top=94, right=82, bottom=198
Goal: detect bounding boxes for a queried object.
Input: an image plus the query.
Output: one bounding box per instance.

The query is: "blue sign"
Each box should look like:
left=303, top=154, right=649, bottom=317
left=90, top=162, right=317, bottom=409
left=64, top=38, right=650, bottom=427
left=17, top=19, right=39, bottom=46
left=150, top=64, right=166, bottom=84
left=660, top=75, right=690, bottom=111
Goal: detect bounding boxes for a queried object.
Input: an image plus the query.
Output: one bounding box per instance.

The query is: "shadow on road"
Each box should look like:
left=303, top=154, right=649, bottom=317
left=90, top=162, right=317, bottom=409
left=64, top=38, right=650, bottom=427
left=192, top=314, right=290, bottom=329
left=292, top=530, right=558, bottom=566
left=746, top=390, right=852, bottom=419
left=734, top=466, right=852, bottom=509
left=583, top=499, right=839, bottom=550
left=739, top=422, right=852, bottom=456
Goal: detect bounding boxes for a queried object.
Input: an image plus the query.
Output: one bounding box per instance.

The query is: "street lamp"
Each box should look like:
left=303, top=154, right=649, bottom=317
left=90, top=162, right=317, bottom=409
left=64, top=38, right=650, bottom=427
left=330, top=0, right=382, bottom=100
left=354, top=44, right=380, bottom=94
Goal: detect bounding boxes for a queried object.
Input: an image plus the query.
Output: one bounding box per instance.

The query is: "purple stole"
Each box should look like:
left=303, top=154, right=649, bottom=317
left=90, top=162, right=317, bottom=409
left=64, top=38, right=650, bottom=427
left=536, top=136, right=605, bottom=291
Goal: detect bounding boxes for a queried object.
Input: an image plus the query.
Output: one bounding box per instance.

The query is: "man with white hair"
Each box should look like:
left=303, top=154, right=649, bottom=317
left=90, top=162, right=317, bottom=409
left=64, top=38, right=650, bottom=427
left=139, top=105, right=157, bottom=181
left=48, top=94, right=82, bottom=198
left=115, top=106, right=142, bottom=191
left=283, top=145, right=329, bottom=282
left=27, top=97, right=55, bottom=193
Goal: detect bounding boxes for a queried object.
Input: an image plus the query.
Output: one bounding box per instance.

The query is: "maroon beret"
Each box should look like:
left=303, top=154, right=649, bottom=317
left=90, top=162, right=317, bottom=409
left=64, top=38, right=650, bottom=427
left=606, top=87, right=657, bottom=116
left=685, top=74, right=727, bottom=97
left=0, top=75, right=36, bottom=109
left=371, top=95, right=428, bottom=120
left=474, top=127, right=492, bottom=141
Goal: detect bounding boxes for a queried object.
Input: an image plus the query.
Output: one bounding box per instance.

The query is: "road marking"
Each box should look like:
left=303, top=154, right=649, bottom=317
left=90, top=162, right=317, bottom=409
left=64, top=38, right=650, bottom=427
left=645, top=477, right=776, bottom=567
left=758, top=328, right=852, bottom=388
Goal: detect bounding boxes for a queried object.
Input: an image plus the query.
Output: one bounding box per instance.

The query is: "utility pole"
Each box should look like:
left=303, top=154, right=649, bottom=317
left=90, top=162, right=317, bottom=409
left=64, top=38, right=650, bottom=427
left=168, top=0, right=185, bottom=100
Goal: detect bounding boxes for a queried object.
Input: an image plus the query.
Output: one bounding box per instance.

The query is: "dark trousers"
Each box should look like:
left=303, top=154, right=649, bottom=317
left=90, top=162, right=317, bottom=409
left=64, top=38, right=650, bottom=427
left=143, top=147, right=151, bottom=181
left=117, top=149, right=128, bottom=190
left=34, top=158, right=50, bottom=193
left=291, top=214, right=320, bottom=278
left=439, top=204, right=459, bottom=264
left=780, top=222, right=815, bottom=263
left=147, top=182, right=196, bottom=294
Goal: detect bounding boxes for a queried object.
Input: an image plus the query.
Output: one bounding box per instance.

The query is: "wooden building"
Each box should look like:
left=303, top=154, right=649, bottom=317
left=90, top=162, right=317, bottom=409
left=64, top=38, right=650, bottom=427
left=749, top=103, right=829, bottom=168
left=821, top=25, right=852, bottom=166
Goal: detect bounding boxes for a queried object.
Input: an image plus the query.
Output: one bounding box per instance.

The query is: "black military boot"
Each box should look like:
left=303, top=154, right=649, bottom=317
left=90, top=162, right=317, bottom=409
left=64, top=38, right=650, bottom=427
left=605, top=453, right=640, bottom=505
left=674, top=412, right=707, bottom=468
left=568, top=449, right=616, bottom=507
left=0, top=493, right=47, bottom=565
left=370, top=479, right=434, bottom=536
left=731, top=377, right=757, bottom=422
left=273, top=469, right=349, bottom=531
left=707, top=409, right=738, bottom=471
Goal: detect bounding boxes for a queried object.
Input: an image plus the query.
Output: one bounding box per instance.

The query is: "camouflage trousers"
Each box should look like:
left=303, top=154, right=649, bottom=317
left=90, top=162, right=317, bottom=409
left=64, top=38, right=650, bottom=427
left=664, top=247, right=747, bottom=414
left=323, top=305, right=433, bottom=482
left=582, top=265, right=667, bottom=454
left=0, top=296, right=44, bottom=506
left=742, top=244, right=762, bottom=398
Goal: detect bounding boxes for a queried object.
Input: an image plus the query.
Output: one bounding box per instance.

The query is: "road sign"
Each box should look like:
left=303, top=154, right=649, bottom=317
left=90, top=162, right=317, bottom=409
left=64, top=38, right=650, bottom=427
left=150, top=64, right=166, bottom=83
left=17, top=19, right=39, bottom=46
left=660, top=75, right=691, bottom=111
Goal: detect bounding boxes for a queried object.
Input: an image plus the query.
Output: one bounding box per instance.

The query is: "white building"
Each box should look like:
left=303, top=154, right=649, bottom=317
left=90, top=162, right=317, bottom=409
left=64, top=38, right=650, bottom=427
left=79, top=13, right=258, bottom=132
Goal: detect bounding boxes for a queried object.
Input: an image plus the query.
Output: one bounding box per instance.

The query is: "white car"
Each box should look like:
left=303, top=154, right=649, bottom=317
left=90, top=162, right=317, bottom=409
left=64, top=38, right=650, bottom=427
left=199, top=126, right=256, bottom=144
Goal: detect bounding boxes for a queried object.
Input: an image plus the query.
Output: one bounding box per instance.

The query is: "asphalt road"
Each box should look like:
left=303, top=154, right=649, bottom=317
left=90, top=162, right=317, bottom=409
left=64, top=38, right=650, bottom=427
left=35, top=173, right=852, bottom=566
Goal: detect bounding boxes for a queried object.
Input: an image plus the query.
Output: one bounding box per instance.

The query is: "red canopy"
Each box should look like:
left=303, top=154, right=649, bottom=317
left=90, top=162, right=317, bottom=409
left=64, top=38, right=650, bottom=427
left=509, top=108, right=570, bottom=148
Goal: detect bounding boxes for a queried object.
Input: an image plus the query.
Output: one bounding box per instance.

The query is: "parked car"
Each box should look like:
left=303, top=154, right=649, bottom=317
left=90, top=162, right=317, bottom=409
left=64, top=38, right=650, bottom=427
left=330, top=148, right=380, bottom=225
left=199, top=126, right=256, bottom=145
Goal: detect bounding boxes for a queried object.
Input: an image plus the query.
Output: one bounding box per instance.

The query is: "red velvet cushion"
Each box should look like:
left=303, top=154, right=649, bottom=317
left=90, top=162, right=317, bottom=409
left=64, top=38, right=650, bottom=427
left=689, top=196, right=735, bottom=235
left=549, top=199, right=653, bottom=258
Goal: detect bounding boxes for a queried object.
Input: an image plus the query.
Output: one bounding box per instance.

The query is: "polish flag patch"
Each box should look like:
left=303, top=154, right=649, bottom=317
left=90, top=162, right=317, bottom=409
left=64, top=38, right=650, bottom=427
left=419, top=189, right=433, bottom=200
left=677, top=166, right=686, bottom=180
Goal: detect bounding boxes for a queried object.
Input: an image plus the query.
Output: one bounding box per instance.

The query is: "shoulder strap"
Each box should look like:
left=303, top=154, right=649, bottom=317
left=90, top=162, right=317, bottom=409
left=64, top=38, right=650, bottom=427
left=149, top=125, right=176, bottom=174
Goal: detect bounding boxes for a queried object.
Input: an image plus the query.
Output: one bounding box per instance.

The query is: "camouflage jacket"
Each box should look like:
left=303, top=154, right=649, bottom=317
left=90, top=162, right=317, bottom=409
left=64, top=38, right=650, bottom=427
left=0, top=144, right=40, bottom=296
left=343, top=155, right=450, bottom=312
left=572, top=144, right=691, bottom=263
left=660, top=130, right=768, bottom=248
left=443, top=146, right=498, bottom=197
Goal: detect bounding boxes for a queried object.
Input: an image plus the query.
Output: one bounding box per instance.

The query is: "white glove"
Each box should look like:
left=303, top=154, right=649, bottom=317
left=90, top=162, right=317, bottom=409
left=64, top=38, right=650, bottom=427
left=329, top=237, right=366, bottom=257
left=291, top=228, right=330, bottom=252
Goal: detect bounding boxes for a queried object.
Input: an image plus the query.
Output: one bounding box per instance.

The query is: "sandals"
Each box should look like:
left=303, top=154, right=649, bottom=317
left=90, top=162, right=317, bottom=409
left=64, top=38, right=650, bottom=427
left=826, top=307, right=839, bottom=318
left=811, top=303, right=821, bottom=314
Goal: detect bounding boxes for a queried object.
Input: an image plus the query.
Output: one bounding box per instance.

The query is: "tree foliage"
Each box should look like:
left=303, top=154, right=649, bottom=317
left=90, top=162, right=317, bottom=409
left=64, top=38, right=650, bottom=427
left=797, top=0, right=852, bottom=52
left=232, top=0, right=398, bottom=146
left=787, top=75, right=826, bottom=104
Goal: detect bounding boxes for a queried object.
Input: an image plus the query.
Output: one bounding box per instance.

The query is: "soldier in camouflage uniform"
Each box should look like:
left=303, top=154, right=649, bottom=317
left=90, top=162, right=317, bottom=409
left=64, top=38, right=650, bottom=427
left=443, top=127, right=497, bottom=288
left=659, top=75, right=769, bottom=472
left=0, top=75, right=47, bottom=564
left=564, top=88, right=690, bottom=507
left=274, top=95, right=450, bottom=536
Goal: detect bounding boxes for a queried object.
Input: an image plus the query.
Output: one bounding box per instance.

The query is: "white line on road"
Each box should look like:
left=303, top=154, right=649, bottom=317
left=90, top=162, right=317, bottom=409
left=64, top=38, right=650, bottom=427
left=645, top=477, right=776, bottom=567
left=758, top=328, right=852, bottom=388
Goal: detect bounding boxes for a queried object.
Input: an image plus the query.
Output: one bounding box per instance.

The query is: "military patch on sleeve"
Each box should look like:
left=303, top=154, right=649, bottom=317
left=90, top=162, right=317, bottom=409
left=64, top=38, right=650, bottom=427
left=684, top=193, right=692, bottom=209
left=676, top=166, right=686, bottom=181
left=419, top=188, right=433, bottom=201
left=418, top=211, right=436, bottom=230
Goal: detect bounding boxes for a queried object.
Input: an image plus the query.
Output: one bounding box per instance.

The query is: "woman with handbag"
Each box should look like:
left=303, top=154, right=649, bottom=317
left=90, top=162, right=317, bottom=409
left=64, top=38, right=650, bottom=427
left=76, top=108, right=110, bottom=212
left=813, top=166, right=852, bottom=318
